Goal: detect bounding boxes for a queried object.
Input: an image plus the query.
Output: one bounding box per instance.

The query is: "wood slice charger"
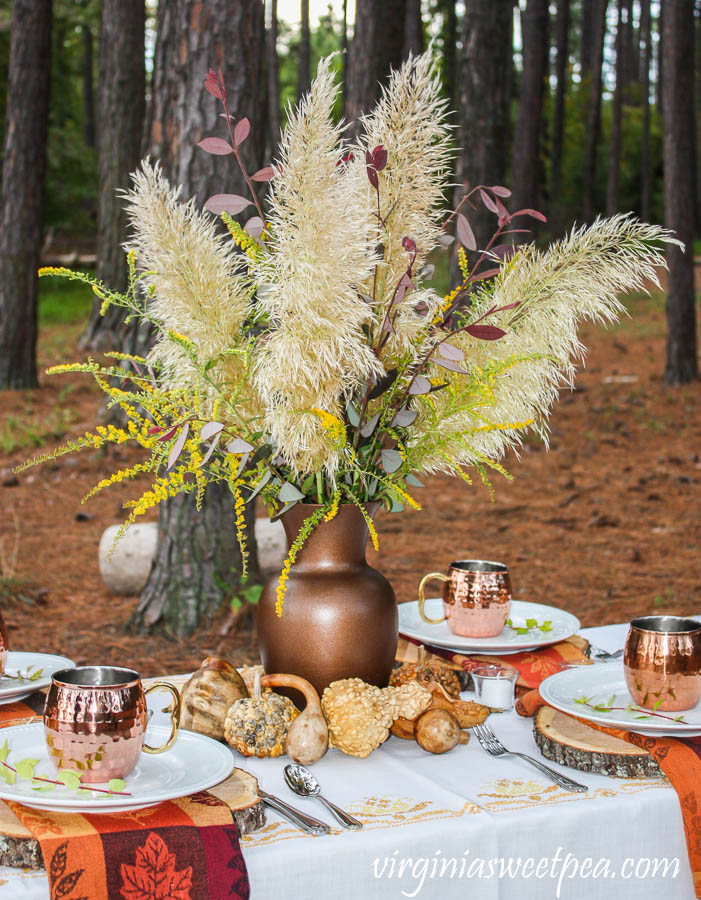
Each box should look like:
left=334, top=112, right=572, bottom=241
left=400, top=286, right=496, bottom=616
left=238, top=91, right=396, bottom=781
left=533, top=707, right=663, bottom=779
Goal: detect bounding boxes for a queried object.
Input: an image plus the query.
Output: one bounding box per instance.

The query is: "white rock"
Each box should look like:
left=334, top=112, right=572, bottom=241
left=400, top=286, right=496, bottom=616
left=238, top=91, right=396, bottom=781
left=98, top=518, right=287, bottom=595
left=99, top=522, right=159, bottom=595
left=255, top=517, right=287, bottom=576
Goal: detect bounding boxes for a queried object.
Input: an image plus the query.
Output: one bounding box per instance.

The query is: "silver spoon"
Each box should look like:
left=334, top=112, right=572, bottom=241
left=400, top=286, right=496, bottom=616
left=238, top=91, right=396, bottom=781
left=284, top=764, right=363, bottom=830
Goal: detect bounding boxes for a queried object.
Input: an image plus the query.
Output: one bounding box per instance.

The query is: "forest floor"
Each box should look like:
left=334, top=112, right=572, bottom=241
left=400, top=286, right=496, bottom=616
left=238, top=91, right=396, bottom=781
left=0, top=284, right=699, bottom=677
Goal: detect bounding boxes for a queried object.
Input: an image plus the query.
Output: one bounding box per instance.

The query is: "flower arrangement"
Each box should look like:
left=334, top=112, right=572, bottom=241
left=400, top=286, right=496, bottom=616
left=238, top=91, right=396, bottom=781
left=22, top=52, right=677, bottom=615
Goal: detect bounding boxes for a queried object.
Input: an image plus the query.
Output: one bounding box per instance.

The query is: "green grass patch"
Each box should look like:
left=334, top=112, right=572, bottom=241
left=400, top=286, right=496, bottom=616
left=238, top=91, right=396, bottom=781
left=38, top=270, right=94, bottom=326
left=0, top=386, right=78, bottom=455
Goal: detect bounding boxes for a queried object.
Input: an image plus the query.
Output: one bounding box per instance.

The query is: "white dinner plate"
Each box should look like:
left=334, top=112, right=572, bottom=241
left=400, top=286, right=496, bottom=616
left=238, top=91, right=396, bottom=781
left=398, top=599, right=580, bottom=654
left=0, top=723, right=235, bottom=813
left=540, top=662, right=701, bottom=737
left=0, top=652, right=75, bottom=704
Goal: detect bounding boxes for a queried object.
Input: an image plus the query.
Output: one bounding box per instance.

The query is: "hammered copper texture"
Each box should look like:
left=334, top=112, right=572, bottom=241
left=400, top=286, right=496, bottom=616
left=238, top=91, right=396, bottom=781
left=0, top=608, right=8, bottom=675
left=440, top=561, right=512, bottom=637
left=44, top=668, right=147, bottom=783
left=623, top=616, right=701, bottom=712
left=257, top=503, right=398, bottom=698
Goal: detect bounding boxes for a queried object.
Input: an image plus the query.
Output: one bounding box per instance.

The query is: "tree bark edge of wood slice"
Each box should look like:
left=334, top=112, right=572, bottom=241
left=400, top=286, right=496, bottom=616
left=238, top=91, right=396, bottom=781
left=0, top=768, right=265, bottom=870
left=533, top=706, right=663, bottom=779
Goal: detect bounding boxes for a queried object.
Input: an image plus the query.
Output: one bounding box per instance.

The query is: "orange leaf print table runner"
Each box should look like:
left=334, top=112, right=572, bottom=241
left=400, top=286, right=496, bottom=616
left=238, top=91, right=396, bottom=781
left=0, top=694, right=250, bottom=900
left=517, top=689, right=701, bottom=898
left=396, top=633, right=589, bottom=689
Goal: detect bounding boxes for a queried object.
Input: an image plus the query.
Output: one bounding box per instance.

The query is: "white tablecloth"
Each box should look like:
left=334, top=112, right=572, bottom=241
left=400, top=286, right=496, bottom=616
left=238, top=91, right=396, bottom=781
left=1, top=623, right=696, bottom=899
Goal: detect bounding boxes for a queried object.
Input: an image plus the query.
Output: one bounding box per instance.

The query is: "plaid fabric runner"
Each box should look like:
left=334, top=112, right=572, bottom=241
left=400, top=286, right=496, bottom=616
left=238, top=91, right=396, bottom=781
left=517, top=688, right=701, bottom=897
left=396, top=632, right=590, bottom=689
left=0, top=695, right=250, bottom=900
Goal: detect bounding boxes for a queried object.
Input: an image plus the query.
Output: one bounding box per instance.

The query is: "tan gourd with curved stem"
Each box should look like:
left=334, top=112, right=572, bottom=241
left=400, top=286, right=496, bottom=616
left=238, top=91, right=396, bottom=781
left=261, top=673, right=328, bottom=765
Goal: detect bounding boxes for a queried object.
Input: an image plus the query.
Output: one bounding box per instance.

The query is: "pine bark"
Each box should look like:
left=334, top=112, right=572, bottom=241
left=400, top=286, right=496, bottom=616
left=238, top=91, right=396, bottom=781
left=440, top=0, right=457, bottom=109
left=580, top=0, right=596, bottom=76
left=606, top=0, right=624, bottom=215
left=639, top=0, right=651, bottom=221
left=266, top=0, right=281, bottom=158
left=82, top=23, right=95, bottom=148
left=454, top=1, right=513, bottom=245
left=550, top=0, right=571, bottom=219
left=80, top=0, right=145, bottom=351
left=510, top=0, right=549, bottom=227
left=133, top=0, right=264, bottom=635
left=656, top=0, right=664, bottom=114
left=341, top=0, right=348, bottom=93
left=404, top=0, right=423, bottom=57
left=621, top=0, right=636, bottom=90
left=662, top=0, right=698, bottom=385
left=0, top=0, right=52, bottom=390
left=344, top=0, right=407, bottom=132
left=297, top=0, right=311, bottom=100
left=581, top=0, right=608, bottom=221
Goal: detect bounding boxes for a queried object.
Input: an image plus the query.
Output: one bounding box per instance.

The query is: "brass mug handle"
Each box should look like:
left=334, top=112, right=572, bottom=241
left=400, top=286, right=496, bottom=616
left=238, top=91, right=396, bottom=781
left=418, top=572, right=449, bottom=624
left=142, top=682, right=182, bottom=754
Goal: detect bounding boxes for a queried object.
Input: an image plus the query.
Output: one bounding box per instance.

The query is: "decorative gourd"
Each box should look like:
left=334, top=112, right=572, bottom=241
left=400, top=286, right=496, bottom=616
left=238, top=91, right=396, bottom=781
left=321, top=678, right=432, bottom=758
left=390, top=646, right=462, bottom=699
left=415, top=709, right=460, bottom=754
left=390, top=681, right=488, bottom=739
left=224, top=671, right=299, bottom=758
left=261, top=674, right=328, bottom=765
left=180, top=656, right=249, bottom=741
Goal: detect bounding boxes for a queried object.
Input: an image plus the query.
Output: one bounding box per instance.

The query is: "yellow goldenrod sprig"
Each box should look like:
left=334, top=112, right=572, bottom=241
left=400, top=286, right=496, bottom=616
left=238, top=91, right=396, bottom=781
left=275, top=503, right=330, bottom=616
left=344, top=488, right=380, bottom=550
left=231, top=479, right=249, bottom=580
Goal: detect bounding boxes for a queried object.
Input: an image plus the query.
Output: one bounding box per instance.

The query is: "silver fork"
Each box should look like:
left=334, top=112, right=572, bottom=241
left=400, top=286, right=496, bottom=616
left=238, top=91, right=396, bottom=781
left=588, top=645, right=624, bottom=661
left=473, top=723, right=589, bottom=793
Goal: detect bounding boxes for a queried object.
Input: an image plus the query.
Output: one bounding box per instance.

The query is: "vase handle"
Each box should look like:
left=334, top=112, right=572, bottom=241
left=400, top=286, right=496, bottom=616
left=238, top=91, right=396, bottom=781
left=418, top=573, right=448, bottom=624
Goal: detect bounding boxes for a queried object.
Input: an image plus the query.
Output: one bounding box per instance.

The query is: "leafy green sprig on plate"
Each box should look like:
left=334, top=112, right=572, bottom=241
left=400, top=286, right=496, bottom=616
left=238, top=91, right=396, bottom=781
left=1, top=666, right=43, bottom=683
left=506, top=617, right=553, bottom=635
left=573, top=694, right=688, bottom=724
left=0, top=740, right=129, bottom=796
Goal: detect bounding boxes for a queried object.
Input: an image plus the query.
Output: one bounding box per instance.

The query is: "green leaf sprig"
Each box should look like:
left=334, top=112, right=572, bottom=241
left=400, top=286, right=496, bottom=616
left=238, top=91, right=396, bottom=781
left=0, top=741, right=129, bottom=797
left=506, top=617, right=553, bottom=635
left=573, top=694, right=688, bottom=724
left=1, top=666, right=44, bottom=683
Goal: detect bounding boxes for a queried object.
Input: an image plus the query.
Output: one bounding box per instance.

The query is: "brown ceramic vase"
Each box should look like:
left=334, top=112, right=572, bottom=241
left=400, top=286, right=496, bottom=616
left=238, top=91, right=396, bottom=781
left=257, top=503, right=398, bottom=697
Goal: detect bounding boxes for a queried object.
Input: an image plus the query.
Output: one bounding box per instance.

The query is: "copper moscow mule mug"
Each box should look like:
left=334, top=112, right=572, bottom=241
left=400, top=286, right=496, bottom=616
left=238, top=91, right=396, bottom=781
left=624, top=616, right=701, bottom=712
left=418, top=560, right=512, bottom=638
left=44, top=666, right=182, bottom=783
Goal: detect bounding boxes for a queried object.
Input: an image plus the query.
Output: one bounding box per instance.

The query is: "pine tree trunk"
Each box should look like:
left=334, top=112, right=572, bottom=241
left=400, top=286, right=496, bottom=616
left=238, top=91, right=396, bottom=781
left=266, top=0, right=281, bottom=158
left=133, top=0, right=265, bottom=635
left=582, top=0, right=608, bottom=221
left=0, top=0, right=52, bottom=390
left=510, top=0, right=548, bottom=228
left=132, top=482, right=259, bottom=636
left=297, top=0, right=311, bottom=100
left=656, top=0, right=664, bottom=115
left=621, top=0, right=636, bottom=91
left=404, top=0, right=423, bottom=57
left=606, top=0, right=624, bottom=215
left=580, top=0, right=596, bottom=77
left=344, top=0, right=407, bottom=133
left=441, top=0, right=457, bottom=109
left=454, top=1, right=512, bottom=247
left=82, top=23, right=95, bottom=149
left=550, top=0, right=570, bottom=222
left=640, top=0, right=651, bottom=221
left=80, top=0, right=145, bottom=351
left=341, top=0, right=348, bottom=91
left=662, top=0, right=698, bottom=385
